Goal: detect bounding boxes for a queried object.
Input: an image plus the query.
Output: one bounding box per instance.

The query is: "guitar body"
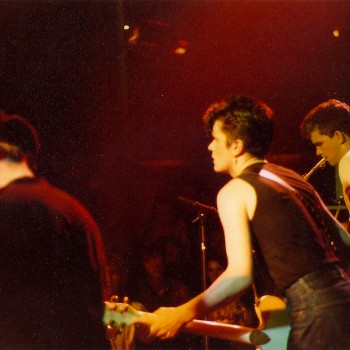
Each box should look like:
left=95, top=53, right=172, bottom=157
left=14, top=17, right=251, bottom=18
left=255, top=295, right=290, bottom=350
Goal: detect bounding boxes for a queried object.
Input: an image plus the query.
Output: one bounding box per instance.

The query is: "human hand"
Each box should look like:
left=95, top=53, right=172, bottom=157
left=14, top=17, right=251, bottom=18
left=148, top=306, right=188, bottom=340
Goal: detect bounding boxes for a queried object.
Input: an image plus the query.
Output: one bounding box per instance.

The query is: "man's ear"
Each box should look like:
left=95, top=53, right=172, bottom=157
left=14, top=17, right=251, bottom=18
left=334, top=131, right=347, bottom=144
left=231, top=139, right=245, bottom=156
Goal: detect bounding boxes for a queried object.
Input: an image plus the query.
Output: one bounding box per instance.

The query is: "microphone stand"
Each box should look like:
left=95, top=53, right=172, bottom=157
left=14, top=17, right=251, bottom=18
left=178, top=196, right=218, bottom=214
left=179, top=196, right=217, bottom=350
left=192, top=211, right=208, bottom=293
left=192, top=210, right=209, bottom=350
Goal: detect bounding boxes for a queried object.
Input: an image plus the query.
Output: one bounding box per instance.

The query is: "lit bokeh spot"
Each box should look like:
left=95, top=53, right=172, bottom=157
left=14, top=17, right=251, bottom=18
left=333, top=29, right=340, bottom=37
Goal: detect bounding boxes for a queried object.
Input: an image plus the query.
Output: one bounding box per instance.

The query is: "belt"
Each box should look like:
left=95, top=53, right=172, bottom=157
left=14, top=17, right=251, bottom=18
left=286, top=263, right=347, bottom=295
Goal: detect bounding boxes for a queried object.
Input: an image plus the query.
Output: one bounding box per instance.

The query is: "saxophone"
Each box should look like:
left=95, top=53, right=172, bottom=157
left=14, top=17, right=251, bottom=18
left=303, top=158, right=326, bottom=180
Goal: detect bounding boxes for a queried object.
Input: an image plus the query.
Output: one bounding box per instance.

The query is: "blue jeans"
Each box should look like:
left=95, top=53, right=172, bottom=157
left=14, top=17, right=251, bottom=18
left=285, top=264, right=350, bottom=350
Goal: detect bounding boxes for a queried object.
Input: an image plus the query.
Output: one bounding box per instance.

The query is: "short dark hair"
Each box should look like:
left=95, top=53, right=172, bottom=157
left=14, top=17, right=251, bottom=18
left=0, top=110, right=40, bottom=169
left=301, top=99, right=350, bottom=139
left=203, top=95, right=274, bottom=158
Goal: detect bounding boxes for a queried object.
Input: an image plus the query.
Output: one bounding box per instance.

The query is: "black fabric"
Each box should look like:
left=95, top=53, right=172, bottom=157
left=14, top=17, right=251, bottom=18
left=0, top=177, right=109, bottom=348
left=238, top=163, right=339, bottom=295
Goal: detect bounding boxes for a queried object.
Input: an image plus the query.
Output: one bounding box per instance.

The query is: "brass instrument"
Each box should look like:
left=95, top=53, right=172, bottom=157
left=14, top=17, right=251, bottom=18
left=303, top=158, right=326, bottom=180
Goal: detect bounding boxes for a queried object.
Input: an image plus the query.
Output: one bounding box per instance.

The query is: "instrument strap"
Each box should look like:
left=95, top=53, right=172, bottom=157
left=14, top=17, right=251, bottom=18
left=259, top=169, right=297, bottom=194
left=259, top=169, right=350, bottom=263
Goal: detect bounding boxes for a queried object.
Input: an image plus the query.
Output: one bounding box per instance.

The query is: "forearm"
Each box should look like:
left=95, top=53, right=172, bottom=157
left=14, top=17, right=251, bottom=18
left=180, top=273, right=253, bottom=320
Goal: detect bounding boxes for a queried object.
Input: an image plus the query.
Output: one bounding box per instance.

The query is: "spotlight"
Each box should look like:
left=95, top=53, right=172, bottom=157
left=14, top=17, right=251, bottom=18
left=332, top=29, right=340, bottom=38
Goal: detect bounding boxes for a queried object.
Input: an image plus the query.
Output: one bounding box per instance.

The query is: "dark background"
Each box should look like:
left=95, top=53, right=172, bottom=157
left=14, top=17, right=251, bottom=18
left=1, top=0, right=349, bottom=270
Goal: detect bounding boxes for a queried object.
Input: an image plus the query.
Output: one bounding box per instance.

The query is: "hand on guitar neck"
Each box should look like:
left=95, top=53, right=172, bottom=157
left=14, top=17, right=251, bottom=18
left=104, top=301, right=192, bottom=341
left=103, top=295, right=290, bottom=348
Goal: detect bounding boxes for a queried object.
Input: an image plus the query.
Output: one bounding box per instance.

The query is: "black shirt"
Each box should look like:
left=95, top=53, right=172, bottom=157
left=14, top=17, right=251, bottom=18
left=0, top=177, right=109, bottom=348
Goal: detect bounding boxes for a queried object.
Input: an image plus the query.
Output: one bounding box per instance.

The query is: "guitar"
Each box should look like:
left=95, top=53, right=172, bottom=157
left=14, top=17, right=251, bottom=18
left=254, top=295, right=290, bottom=350
left=104, top=295, right=290, bottom=349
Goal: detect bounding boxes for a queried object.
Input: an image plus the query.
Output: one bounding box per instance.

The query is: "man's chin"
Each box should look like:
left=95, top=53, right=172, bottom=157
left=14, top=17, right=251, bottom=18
left=213, top=166, right=225, bottom=174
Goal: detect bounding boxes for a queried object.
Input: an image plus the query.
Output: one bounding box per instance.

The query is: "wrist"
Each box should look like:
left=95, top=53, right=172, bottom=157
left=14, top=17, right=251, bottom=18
left=178, top=301, right=198, bottom=322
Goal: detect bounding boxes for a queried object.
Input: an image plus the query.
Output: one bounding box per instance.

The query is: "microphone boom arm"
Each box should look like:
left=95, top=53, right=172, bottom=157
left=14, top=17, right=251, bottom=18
left=178, top=196, right=218, bottom=213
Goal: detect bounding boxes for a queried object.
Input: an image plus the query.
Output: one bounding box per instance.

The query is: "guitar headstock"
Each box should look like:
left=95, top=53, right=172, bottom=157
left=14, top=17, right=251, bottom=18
left=104, top=295, right=141, bottom=329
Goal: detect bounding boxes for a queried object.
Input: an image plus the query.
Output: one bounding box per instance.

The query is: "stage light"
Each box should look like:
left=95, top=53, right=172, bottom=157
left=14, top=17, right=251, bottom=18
left=173, top=47, right=187, bottom=55
left=128, top=26, right=140, bottom=45
left=332, top=29, right=340, bottom=38
left=171, top=40, right=189, bottom=55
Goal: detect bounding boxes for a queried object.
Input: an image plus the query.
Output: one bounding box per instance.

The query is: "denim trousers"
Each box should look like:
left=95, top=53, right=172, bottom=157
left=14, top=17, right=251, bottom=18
left=285, top=264, right=350, bottom=350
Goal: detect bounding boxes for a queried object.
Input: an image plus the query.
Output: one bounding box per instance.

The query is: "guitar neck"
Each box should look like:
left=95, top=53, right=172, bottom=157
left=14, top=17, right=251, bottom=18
left=134, top=309, right=269, bottom=346
left=184, top=318, right=269, bottom=345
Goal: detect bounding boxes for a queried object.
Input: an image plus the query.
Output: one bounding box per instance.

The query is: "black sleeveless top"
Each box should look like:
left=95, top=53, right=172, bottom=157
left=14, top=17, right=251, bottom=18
left=238, top=162, right=338, bottom=295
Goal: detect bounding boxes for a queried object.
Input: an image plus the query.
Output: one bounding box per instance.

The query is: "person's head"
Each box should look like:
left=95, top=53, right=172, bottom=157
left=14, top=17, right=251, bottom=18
left=140, top=245, right=165, bottom=279
left=207, top=255, right=226, bottom=284
left=0, top=110, right=40, bottom=170
left=203, top=95, right=274, bottom=174
left=300, top=99, right=350, bottom=166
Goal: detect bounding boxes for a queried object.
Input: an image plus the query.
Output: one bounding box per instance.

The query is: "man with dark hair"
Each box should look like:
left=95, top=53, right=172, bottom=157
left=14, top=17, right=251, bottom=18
left=0, top=110, right=109, bottom=348
left=140, top=95, right=350, bottom=349
left=301, top=99, right=350, bottom=226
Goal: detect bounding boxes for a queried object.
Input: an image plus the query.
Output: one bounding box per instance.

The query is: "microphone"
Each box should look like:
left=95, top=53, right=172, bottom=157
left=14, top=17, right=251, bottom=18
left=178, top=196, right=218, bottom=213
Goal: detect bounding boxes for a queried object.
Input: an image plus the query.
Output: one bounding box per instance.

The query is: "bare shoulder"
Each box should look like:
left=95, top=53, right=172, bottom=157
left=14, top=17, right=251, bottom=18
left=218, top=178, right=255, bottom=199
left=340, top=151, right=350, bottom=165
left=339, top=151, right=350, bottom=184
left=217, top=179, right=256, bottom=219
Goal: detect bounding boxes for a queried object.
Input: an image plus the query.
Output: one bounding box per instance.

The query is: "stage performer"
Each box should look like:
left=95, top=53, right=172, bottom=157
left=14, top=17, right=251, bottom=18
left=0, top=110, right=109, bottom=348
left=301, top=99, right=350, bottom=232
left=143, top=95, right=350, bottom=350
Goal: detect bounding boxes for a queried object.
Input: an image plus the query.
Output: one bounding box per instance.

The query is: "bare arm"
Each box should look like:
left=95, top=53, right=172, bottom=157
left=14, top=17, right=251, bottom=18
left=202, top=179, right=254, bottom=307
left=147, top=179, right=255, bottom=339
left=339, top=152, right=350, bottom=219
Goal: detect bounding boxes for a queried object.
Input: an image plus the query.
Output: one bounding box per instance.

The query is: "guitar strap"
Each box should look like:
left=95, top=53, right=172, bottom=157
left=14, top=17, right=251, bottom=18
left=259, top=169, right=350, bottom=266
left=259, top=169, right=296, bottom=193
left=259, top=168, right=333, bottom=229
